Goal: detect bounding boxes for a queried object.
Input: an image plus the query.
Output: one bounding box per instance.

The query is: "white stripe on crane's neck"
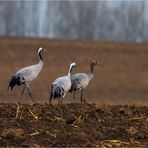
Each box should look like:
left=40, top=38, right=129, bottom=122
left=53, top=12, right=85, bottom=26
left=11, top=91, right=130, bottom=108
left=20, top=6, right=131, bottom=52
left=68, top=62, right=76, bottom=76
left=37, top=48, right=44, bottom=72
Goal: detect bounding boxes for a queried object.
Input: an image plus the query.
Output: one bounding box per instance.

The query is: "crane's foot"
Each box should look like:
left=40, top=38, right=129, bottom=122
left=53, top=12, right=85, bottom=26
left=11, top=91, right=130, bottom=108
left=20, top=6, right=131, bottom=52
left=80, top=97, right=83, bottom=103
left=58, top=99, right=63, bottom=104
left=49, top=102, right=53, bottom=106
left=49, top=100, right=52, bottom=105
left=60, top=99, right=63, bottom=104
left=83, top=98, right=88, bottom=104
left=80, top=97, right=88, bottom=104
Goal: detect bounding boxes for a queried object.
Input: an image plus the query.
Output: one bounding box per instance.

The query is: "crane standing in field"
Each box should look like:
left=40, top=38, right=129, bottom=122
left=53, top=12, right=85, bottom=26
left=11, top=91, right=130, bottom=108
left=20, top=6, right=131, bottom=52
left=69, top=60, right=100, bottom=103
left=8, top=47, right=46, bottom=104
left=49, top=62, right=76, bottom=104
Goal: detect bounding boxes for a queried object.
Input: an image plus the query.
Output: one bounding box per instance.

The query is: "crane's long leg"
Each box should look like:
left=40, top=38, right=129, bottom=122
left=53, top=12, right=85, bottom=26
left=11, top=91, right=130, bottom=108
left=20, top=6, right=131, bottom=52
left=80, top=89, right=84, bottom=103
left=18, top=85, right=26, bottom=103
left=16, top=86, right=26, bottom=118
left=57, top=98, right=63, bottom=104
left=80, top=89, right=88, bottom=104
left=49, top=92, right=53, bottom=104
left=27, top=87, right=35, bottom=104
left=58, top=98, right=60, bottom=104
left=83, top=97, right=88, bottom=104
left=73, top=90, right=76, bottom=99
left=49, top=86, right=53, bottom=104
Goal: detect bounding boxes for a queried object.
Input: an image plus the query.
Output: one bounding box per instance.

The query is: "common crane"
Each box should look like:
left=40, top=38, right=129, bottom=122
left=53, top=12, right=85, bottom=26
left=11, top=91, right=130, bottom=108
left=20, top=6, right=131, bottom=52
left=49, top=62, right=76, bottom=104
left=8, top=47, right=46, bottom=103
left=69, top=60, right=100, bottom=103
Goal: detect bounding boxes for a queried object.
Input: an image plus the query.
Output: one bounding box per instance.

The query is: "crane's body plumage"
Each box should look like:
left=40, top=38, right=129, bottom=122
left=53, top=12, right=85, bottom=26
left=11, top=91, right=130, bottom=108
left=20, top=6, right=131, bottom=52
left=53, top=76, right=72, bottom=92
left=51, top=76, right=71, bottom=99
left=16, top=61, right=43, bottom=84
left=71, top=73, right=92, bottom=91
left=8, top=47, right=45, bottom=103
left=69, top=60, right=98, bottom=102
left=49, top=63, right=76, bottom=103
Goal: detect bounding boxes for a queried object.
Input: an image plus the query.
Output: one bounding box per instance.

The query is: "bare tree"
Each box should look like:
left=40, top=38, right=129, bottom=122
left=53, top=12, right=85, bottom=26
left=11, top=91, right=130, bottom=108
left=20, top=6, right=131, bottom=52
left=0, top=1, right=147, bottom=42
left=115, top=1, right=145, bottom=42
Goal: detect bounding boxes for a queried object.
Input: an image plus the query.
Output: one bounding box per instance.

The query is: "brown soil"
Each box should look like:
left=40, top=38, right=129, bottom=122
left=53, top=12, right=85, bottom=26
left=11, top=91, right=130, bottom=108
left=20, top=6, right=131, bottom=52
left=0, top=103, right=147, bottom=147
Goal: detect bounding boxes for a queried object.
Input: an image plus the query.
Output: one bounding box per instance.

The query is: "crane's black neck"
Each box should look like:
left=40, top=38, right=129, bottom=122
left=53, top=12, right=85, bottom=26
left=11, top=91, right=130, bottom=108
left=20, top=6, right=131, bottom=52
left=70, top=65, right=74, bottom=74
left=90, top=63, right=94, bottom=73
left=39, top=51, right=43, bottom=61
left=68, top=64, right=75, bottom=76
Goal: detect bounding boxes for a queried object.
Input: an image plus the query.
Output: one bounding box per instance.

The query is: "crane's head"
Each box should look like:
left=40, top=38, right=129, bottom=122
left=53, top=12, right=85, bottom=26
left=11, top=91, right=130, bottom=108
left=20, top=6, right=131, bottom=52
left=37, top=47, right=47, bottom=61
left=70, top=62, right=76, bottom=68
left=92, top=60, right=102, bottom=66
left=37, top=47, right=47, bottom=54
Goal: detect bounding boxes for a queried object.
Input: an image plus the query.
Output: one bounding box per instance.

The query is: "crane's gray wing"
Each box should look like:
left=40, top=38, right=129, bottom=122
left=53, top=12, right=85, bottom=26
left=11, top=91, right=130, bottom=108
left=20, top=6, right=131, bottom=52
left=71, top=73, right=89, bottom=91
left=54, top=76, right=71, bottom=92
left=16, top=68, right=35, bottom=83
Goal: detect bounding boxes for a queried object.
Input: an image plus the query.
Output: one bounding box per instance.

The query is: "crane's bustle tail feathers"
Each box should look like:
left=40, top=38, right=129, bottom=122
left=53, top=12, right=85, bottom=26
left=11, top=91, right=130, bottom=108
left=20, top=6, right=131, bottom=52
left=8, top=75, right=21, bottom=91
left=53, top=86, right=64, bottom=99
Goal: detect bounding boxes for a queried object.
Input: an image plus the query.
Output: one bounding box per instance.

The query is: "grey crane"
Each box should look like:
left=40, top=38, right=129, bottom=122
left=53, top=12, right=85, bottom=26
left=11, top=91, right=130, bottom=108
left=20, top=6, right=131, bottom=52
left=8, top=47, right=46, bottom=103
left=69, top=60, right=100, bottom=103
left=49, top=62, right=76, bottom=104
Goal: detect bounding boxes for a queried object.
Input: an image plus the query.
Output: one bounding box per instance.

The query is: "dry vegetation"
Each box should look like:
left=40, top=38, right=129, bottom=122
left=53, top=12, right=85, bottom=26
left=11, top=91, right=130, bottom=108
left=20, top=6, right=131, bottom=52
left=0, top=103, right=147, bottom=147
left=0, top=37, right=148, bottom=146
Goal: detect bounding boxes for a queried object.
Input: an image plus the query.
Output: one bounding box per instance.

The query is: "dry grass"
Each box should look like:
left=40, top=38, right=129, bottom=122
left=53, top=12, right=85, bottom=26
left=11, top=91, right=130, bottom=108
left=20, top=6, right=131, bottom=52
left=0, top=103, right=147, bottom=147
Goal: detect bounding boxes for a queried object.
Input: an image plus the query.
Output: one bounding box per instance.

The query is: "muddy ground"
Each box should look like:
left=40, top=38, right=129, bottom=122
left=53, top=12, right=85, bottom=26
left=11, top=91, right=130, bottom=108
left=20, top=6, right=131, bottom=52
left=0, top=103, right=147, bottom=147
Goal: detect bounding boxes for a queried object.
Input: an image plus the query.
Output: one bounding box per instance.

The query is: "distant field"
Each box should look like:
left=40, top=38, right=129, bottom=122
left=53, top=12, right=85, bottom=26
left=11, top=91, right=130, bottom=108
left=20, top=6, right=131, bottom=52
left=0, top=37, right=148, bottom=105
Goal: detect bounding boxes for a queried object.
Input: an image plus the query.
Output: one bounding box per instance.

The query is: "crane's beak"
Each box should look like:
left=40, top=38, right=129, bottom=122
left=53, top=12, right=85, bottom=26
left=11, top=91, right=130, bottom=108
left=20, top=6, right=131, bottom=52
left=98, top=63, right=103, bottom=66
left=42, top=49, right=47, bottom=52
left=97, top=61, right=103, bottom=66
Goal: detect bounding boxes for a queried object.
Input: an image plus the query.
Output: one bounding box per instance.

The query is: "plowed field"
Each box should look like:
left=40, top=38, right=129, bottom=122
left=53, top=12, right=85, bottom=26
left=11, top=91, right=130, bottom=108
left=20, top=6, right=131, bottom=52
left=0, top=103, right=147, bottom=147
